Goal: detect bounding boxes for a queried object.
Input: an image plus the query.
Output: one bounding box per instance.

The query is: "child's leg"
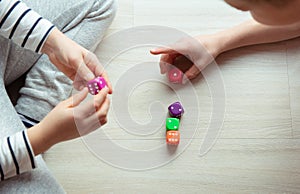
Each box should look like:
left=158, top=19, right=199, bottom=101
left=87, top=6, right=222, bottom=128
left=14, top=0, right=116, bottom=121
left=0, top=49, right=64, bottom=193
left=0, top=0, right=115, bottom=190
left=0, top=156, right=65, bottom=193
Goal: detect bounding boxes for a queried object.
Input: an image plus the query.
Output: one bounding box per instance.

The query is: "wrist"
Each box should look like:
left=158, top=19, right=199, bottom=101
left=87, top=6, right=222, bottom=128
left=41, top=28, right=63, bottom=56
left=195, top=34, right=224, bottom=58
left=27, top=123, right=59, bottom=155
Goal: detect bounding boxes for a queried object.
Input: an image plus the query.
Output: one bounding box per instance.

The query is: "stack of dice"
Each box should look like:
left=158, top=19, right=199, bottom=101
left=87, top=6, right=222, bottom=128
left=166, top=102, right=184, bottom=145
left=87, top=76, right=107, bottom=95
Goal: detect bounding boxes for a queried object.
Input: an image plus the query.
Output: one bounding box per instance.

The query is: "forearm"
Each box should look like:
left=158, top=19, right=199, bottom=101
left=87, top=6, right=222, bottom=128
left=214, top=19, right=300, bottom=54
left=27, top=124, right=59, bottom=156
left=41, top=28, right=68, bottom=56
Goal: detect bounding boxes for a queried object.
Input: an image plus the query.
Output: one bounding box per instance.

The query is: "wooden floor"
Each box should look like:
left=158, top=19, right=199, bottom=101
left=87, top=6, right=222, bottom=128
left=44, top=0, right=300, bottom=193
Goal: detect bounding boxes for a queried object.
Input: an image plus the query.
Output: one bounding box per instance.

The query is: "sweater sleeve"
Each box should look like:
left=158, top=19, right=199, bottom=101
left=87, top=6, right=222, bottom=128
left=0, top=0, right=55, bottom=53
left=0, top=130, right=36, bottom=181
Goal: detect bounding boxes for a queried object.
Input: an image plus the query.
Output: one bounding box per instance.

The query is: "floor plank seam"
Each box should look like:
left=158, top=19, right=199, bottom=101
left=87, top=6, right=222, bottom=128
left=285, top=42, right=294, bottom=138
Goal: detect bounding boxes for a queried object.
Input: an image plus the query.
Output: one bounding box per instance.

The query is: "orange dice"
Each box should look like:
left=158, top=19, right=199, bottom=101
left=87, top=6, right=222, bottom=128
left=166, top=131, right=180, bottom=145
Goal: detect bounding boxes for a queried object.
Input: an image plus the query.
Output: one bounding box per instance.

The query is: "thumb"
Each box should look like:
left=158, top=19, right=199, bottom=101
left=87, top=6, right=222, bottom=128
left=150, top=47, right=176, bottom=55
left=184, top=65, right=201, bottom=81
left=70, top=88, right=89, bottom=107
left=77, top=62, right=94, bottom=82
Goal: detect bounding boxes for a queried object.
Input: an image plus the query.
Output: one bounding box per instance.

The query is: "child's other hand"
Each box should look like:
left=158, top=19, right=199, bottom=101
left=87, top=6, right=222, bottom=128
left=27, top=87, right=110, bottom=155
left=41, top=28, right=113, bottom=94
left=150, top=35, right=221, bottom=81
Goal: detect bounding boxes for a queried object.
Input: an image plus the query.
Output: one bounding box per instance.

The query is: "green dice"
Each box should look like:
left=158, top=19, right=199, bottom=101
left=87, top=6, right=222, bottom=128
left=166, top=118, right=180, bottom=131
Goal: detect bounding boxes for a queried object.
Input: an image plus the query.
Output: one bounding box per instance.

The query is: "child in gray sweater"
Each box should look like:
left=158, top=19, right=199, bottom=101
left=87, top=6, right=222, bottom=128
left=0, top=0, right=115, bottom=192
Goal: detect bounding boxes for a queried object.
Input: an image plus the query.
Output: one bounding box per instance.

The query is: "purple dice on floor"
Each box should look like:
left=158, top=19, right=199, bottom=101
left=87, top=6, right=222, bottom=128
left=168, top=102, right=184, bottom=118
left=87, top=76, right=107, bottom=95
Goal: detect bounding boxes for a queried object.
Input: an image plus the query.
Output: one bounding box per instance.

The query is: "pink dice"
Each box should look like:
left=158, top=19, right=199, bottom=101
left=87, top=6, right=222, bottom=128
left=168, top=67, right=183, bottom=84
left=87, top=76, right=107, bottom=95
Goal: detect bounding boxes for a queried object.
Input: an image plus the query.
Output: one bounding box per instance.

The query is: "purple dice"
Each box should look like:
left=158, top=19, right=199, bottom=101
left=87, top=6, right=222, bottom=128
left=168, top=102, right=184, bottom=118
left=87, top=76, right=107, bottom=95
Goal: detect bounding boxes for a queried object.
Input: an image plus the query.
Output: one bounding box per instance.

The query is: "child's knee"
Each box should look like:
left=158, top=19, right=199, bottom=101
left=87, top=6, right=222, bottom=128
left=105, top=0, right=117, bottom=18
left=91, top=0, right=117, bottom=22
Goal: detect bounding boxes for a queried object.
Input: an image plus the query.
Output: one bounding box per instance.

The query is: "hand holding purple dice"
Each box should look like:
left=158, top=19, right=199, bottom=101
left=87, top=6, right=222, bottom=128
left=87, top=76, right=107, bottom=95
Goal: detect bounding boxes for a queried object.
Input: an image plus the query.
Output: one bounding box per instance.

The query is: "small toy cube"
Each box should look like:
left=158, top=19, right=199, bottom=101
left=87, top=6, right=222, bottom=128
left=168, top=67, right=183, bottom=84
left=168, top=102, right=184, bottom=118
left=166, top=118, right=180, bottom=131
left=166, top=131, right=180, bottom=145
left=87, top=76, right=107, bottom=95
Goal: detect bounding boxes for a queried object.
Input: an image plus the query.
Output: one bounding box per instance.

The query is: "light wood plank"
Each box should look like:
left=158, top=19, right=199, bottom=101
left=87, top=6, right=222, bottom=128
left=286, top=37, right=300, bottom=138
left=45, top=138, right=300, bottom=193
left=109, top=0, right=134, bottom=30
left=218, top=43, right=291, bottom=138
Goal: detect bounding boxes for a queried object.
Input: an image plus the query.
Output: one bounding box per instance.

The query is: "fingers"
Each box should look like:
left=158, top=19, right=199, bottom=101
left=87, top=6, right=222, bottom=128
left=72, top=87, right=110, bottom=136
left=71, top=52, right=97, bottom=90
left=77, top=93, right=110, bottom=135
left=68, top=88, right=89, bottom=107
left=159, top=54, right=174, bottom=74
left=150, top=47, right=177, bottom=55
left=150, top=47, right=179, bottom=74
left=99, top=71, right=113, bottom=94
left=184, top=65, right=201, bottom=80
left=86, top=97, right=110, bottom=126
left=96, top=97, right=110, bottom=122
left=76, top=87, right=109, bottom=117
left=77, top=61, right=95, bottom=82
left=93, top=88, right=109, bottom=111
left=73, top=79, right=86, bottom=91
left=84, top=52, right=113, bottom=94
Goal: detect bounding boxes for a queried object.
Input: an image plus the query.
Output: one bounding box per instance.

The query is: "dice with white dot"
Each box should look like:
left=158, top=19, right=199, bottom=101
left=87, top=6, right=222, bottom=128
left=168, top=67, right=183, bottom=84
left=166, top=131, right=180, bottom=145
left=168, top=102, right=184, bottom=118
left=166, top=118, right=180, bottom=131
left=87, top=76, right=107, bottom=95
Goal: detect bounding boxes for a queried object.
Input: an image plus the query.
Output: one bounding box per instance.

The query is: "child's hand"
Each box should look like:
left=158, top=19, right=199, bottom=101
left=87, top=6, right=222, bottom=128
left=150, top=34, right=221, bottom=81
left=41, top=28, right=113, bottom=94
left=27, top=87, right=110, bottom=155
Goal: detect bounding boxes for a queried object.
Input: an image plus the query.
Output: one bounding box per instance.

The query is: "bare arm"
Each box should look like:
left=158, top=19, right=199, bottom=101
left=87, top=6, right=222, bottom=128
left=215, top=19, right=300, bottom=54
left=152, top=18, right=300, bottom=80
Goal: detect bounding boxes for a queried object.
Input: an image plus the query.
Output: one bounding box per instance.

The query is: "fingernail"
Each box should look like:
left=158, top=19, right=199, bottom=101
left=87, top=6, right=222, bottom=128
left=103, top=87, right=109, bottom=93
left=85, top=72, right=94, bottom=81
left=79, top=85, right=85, bottom=90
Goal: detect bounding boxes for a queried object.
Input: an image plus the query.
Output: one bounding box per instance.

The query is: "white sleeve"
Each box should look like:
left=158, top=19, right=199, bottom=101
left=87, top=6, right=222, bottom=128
left=0, top=0, right=55, bottom=53
left=0, top=130, right=37, bottom=181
